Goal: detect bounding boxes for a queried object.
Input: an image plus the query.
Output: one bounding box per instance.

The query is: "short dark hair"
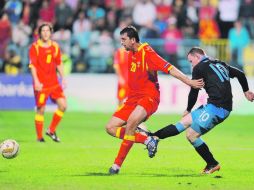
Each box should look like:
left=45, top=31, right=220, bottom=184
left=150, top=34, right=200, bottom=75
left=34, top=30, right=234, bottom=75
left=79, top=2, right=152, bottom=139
left=187, top=47, right=205, bottom=56
left=120, top=25, right=140, bottom=43
left=38, top=23, right=53, bottom=37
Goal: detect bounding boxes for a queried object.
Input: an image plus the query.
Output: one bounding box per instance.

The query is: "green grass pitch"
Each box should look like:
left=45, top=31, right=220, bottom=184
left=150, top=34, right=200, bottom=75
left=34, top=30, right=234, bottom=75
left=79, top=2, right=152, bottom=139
left=0, top=111, right=253, bottom=190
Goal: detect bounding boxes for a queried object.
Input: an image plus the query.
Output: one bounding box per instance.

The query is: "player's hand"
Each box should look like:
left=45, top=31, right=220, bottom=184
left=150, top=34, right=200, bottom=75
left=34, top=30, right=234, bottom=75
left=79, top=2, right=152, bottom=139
left=190, top=78, right=204, bottom=89
left=244, top=91, right=254, bottom=102
left=62, top=78, right=67, bottom=89
left=182, top=110, right=190, bottom=117
left=34, top=80, right=43, bottom=91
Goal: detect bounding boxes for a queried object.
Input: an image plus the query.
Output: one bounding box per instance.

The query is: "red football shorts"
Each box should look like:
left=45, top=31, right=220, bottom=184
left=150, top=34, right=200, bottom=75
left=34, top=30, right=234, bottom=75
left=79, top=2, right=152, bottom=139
left=34, top=84, right=65, bottom=107
left=113, top=95, right=159, bottom=121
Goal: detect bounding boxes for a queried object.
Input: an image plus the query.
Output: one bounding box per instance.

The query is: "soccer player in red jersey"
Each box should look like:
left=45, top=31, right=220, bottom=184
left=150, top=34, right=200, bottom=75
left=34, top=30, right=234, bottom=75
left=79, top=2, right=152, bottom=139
left=106, top=26, right=204, bottom=174
left=29, top=23, right=67, bottom=142
left=113, top=47, right=129, bottom=106
left=114, top=47, right=149, bottom=135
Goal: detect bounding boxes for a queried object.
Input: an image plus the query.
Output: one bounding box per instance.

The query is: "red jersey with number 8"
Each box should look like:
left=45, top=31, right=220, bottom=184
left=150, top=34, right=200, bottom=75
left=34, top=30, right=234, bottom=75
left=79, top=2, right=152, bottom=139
left=29, top=39, right=61, bottom=88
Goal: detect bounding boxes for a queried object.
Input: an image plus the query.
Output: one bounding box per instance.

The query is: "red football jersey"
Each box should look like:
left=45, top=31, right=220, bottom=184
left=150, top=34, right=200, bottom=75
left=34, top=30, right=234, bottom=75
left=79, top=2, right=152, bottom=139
left=114, top=48, right=129, bottom=100
left=127, top=43, right=173, bottom=98
left=29, top=39, right=61, bottom=88
left=114, top=47, right=129, bottom=86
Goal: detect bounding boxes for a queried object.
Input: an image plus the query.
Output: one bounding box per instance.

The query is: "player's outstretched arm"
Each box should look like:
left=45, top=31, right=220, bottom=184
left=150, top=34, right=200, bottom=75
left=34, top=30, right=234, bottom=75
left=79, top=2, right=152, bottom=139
left=229, top=66, right=253, bottom=101
left=169, top=66, right=204, bottom=89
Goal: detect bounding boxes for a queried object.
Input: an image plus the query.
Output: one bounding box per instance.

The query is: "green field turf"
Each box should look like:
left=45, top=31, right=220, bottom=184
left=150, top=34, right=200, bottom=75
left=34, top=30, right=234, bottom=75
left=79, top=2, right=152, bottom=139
left=0, top=111, right=253, bottom=190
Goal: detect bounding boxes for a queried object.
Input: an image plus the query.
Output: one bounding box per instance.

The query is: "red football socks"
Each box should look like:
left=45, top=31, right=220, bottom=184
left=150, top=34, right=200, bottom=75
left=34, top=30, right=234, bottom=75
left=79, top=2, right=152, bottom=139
left=35, top=114, right=44, bottom=140
left=114, top=137, right=134, bottom=167
left=115, top=127, right=148, bottom=144
left=49, top=109, right=64, bottom=133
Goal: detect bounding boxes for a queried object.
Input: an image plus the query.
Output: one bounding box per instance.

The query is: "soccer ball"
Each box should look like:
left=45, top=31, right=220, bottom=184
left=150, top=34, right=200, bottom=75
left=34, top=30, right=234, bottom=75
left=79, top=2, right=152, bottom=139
left=0, top=139, right=19, bottom=159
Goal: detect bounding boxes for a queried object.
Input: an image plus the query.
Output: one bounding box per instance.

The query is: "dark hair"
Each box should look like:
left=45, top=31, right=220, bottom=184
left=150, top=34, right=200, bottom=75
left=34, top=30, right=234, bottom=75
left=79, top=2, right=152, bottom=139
left=187, top=47, right=205, bottom=56
left=120, top=25, right=140, bottom=43
left=38, top=23, right=53, bottom=37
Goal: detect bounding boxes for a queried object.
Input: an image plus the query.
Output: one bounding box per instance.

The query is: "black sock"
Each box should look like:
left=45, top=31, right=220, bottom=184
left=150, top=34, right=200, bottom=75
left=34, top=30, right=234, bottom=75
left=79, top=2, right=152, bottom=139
left=195, top=143, right=218, bottom=166
left=152, top=124, right=180, bottom=139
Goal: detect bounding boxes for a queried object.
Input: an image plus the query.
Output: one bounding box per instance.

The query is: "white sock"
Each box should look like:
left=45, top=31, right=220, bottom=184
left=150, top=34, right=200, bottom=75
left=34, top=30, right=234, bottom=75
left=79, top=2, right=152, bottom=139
left=144, top=136, right=151, bottom=145
left=112, top=164, right=120, bottom=170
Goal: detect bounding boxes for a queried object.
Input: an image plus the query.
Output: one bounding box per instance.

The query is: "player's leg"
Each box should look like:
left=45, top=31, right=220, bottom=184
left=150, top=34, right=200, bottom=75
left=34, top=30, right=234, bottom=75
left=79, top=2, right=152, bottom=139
left=109, top=105, right=155, bottom=174
left=105, top=105, right=129, bottom=174
left=106, top=114, right=128, bottom=174
left=187, top=104, right=230, bottom=174
left=124, top=105, right=159, bottom=155
left=124, top=105, right=147, bottom=135
left=107, top=103, right=149, bottom=141
left=186, top=127, right=220, bottom=174
left=136, top=122, right=149, bottom=135
left=109, top=106, right=147, bottom=174
left=35, top=106, right=46, bottom=142
left=117, top=85, right=149, bottom=136
left=34, top=90, right=48, bottom=142
left=131, top=97, right=161, bottom=157
left=106, top=116, right=149, bottom=140
left=151, top=113, right=192, bottom=139
left=46, top=85, right=67, bottom=142
left=105, top=116, right=126, bottom=138
left=46, top=97, right=67, bottom=142
left=109, top=97, right=159, bottom=174
left=111, top=105, right=159, bottom=172
left=124, top=105, right=153, bottom=142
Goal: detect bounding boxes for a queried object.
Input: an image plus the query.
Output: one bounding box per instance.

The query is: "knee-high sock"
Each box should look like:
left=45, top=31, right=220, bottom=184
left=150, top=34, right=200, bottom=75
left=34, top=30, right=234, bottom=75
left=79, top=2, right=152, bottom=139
left=152, top=122, right=186, bottom=139
left=114, top=135, right=134, bottom=167
left=115, top=127, right=147, bottom=144
left=115, top=127, right=126, bottom=139
left=49, top=109, right=64, bottom=133
left=192, top=138, right=218, bottom=165
left=35, top=114, right=44, bottom=140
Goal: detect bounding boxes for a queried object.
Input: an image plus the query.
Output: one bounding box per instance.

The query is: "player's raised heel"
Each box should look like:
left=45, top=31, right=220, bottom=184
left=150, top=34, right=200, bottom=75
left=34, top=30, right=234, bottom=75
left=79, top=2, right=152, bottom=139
left=202, top=164, right=221, bottom=174
left=108, top=167, right=119, bottom=175
left=46, top=130, right=60, bottom=142
left=146, top=136, right=159, bottom=158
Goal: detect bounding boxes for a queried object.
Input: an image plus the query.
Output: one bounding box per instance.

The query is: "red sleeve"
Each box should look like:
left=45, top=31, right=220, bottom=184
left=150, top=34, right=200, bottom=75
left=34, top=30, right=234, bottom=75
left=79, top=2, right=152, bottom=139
left=145, top=46, right=173, bottom=73
left=29, top=45, right=38, bottom=68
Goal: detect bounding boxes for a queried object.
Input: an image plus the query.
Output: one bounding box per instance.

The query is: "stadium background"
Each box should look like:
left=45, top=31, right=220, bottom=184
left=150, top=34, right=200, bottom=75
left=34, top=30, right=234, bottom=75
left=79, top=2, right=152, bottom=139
left=0, top=0, right=254, bottom=112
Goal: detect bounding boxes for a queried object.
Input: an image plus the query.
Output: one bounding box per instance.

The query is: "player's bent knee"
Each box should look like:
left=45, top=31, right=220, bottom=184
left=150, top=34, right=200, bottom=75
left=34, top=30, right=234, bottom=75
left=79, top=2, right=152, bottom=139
left=105, top=124, right=115, bottom=136
left=57, top=98, right=67, bottom=112
left=37, top=106, right=45, bottom=114
left=60, top=104, right=67, bottom=112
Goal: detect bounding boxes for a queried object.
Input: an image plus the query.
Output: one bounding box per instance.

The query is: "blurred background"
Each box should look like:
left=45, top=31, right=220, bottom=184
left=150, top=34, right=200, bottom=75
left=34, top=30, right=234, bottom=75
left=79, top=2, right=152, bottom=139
left=0, top=0, right=253, bottom=113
